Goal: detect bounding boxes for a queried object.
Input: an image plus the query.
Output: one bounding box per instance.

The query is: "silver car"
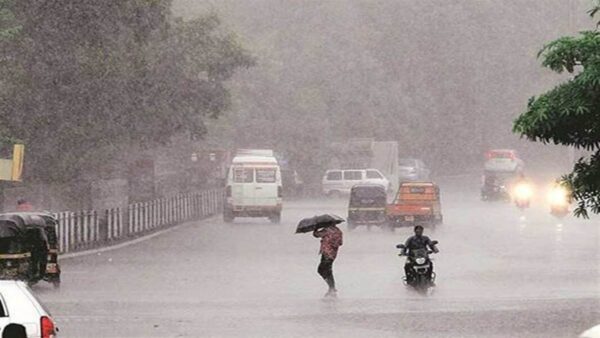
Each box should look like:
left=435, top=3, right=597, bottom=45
left=398, top=158, right=430, bottom=182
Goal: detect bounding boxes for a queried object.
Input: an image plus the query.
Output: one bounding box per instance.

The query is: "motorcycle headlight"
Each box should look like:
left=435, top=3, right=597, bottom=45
left=415, top=257, right=426, bottom=265
left=548, top=186, right=568, bottom=205
left=513, top=183, right=533, bottom=200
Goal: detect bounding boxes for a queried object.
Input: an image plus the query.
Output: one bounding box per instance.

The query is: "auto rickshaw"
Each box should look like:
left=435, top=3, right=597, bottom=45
left=0, top=219, right=31, bottom=281
left=0, top=214, right=59, bottom=287
left=347, top=183, right=388, bottom=231
left=36, top=213, right=61, bottom=286
left=387, top=182, right=443, bottom=229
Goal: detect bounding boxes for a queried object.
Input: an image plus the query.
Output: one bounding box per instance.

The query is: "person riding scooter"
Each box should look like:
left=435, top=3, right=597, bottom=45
left=512, top=173, right=533, bottom=209
left=481, top=172, right=510, bottom=201
left=402, top=225, right=438, bottom=284
left=548, top=181, right=571, bottom=218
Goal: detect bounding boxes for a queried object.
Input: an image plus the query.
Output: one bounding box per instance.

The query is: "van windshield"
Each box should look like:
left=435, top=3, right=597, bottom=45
left=233, top=168, right=254, bottom=183
left=256, top=168, right=276, bottom=183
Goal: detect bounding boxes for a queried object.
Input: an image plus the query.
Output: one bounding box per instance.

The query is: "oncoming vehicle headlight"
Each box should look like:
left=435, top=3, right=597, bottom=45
left=548, top=186, right=569, bottom=206
left=513, top=183, right=533, bottom=200
left=415, top=257, right=426, bottom=265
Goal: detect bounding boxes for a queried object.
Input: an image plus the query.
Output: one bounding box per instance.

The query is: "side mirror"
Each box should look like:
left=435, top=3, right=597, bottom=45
left=431, top=240, right=439, bottom=246
left=396, top=244, right=405, bottom=249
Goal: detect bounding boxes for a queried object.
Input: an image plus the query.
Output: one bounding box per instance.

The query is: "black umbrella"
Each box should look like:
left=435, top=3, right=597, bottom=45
left=295, top=214, right=345, bottom=234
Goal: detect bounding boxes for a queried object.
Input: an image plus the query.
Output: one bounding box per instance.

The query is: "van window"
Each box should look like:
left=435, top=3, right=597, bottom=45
left=344, top=171, right=362, bottom=180
left=326, top=171, right=342, bottom=181
left=366, top=170, right=383, bottom=179
left=256, top=168, right=277, bottom=183
left=233, top=168, right=254, bottom=183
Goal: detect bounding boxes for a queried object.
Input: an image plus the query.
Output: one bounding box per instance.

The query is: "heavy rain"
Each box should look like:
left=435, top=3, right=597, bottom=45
left=1, top=1, right=599, bottom=337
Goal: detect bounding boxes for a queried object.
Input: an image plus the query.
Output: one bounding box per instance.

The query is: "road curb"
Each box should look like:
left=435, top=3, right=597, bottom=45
left=60, top=215, right=219, bottom=260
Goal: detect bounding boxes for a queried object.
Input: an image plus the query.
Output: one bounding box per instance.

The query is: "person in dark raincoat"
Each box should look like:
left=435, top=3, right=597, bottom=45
left=313, top=223, right=343, bottom=297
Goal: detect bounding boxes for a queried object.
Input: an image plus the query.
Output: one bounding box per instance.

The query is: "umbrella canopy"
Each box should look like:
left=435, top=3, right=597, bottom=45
left=295, top=214, right=345, bottom=234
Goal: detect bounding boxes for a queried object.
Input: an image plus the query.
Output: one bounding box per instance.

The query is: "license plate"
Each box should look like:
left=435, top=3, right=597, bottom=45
left=405, top=216, right=415, bottom=222
left=46, top=264, right=57, bottom=273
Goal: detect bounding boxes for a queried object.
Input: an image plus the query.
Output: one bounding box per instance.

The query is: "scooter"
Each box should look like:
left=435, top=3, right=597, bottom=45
left=396, top=241, right=438, bottom=293
left=481, top=184, right=510, bottom=202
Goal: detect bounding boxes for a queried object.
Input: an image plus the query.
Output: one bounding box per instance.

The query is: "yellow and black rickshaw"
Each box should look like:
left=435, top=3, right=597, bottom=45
left=0, top=218, right=32, bottom=281
left=347, top=183, right=388, bottom=231
left=36, top=213, right=61, bottom=286
left=0, top=213, right=60, bottom=287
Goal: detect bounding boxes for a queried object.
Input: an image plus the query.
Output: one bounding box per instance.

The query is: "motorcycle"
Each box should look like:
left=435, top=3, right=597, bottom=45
left=513, top=182, right=533, bottom=210
left=481, top=184, right=510, bottom=202
left=396, top=241, right=438, bottom=293
left=548, top=185, right=570, bottom=218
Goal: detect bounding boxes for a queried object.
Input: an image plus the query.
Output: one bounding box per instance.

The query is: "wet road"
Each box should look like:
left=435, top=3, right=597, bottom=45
left=36, top=177, right=600, bottom=337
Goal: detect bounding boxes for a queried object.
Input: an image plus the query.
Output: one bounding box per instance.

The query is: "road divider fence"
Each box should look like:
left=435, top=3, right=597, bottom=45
left=53, top=189, right=223, bottom=253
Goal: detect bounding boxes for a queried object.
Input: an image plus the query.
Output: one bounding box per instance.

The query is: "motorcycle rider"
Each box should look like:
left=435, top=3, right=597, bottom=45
left=512, top=172, right=532, bottom=206
left=482, top=172, right=500, bottom=199
left=402, top=225, right=438, bottom=284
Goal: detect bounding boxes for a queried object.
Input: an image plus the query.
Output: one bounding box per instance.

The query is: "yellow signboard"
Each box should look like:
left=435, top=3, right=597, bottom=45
left=11, top=144, right=24, bottom=181
left=0, top=144, right=24, bottom=181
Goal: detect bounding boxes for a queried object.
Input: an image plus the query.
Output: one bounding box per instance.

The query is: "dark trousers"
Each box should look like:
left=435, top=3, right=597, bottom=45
left=317, top=255, right=335, bottom=290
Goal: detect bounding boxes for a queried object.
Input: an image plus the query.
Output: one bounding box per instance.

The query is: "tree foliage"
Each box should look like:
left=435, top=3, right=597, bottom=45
left=514, top=2, right=600, bottom=217
left=0, top=1, right=253, bottom=183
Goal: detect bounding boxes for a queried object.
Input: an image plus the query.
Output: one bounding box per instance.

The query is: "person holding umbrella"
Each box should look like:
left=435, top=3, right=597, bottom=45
left=296, top=214, right=345, bottom=298
left=313, top=223, right=343, bottom=297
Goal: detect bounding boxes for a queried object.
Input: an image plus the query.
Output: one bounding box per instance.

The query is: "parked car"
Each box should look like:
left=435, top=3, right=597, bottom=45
left=0, top=280, right=57, bottom=337
left=398, top=158, right=430, bottom=182
left=322, top=169, right=390, bottom=197
left=483, top=149, right=524, bottom=173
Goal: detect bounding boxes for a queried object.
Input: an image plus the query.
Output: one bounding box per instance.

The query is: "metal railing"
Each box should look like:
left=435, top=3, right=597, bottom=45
left=53, top=189, right=223, bottom=253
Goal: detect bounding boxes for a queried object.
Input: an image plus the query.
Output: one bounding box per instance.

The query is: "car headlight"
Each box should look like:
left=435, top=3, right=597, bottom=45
left=415, top=257, right=426, bottom=265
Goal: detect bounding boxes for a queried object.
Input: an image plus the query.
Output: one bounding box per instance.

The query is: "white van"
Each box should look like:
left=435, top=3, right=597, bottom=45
left=224, top=151, right=283, bottom=223
left=322, top=168, right=390, bottom=197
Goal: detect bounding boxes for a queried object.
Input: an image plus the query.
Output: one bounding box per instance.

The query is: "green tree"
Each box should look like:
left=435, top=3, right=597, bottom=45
left=514, top=3, right=600, bottom=217
left=0, top=1, right=252, bottom=183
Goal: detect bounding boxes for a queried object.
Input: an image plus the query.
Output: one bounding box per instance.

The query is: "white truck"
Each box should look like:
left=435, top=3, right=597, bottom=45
left=224, top=150, right=283, bottom=223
